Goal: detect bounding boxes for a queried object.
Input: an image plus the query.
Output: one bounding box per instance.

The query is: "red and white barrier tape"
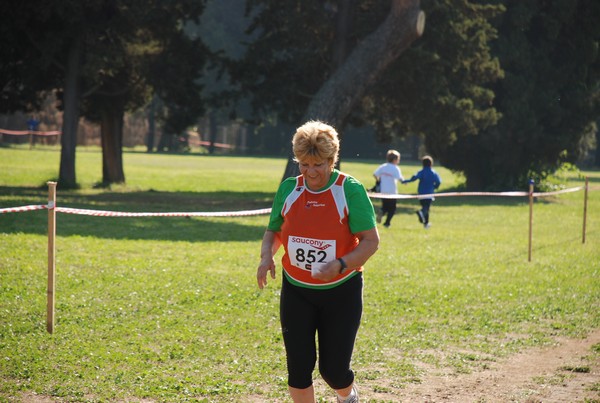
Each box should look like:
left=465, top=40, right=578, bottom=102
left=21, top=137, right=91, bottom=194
left=0, top=129, right=61, bottom=136
left=54, top=207, right=272, bottom=217
left=0, top=186, right=590, bottom=216
left=0, top=204, right=270, bottom=217
left=368, top=186, right=583, bottom=199
left=533, top=186, right=583, bottom=197
left=0, top=204, right=48, bottom=214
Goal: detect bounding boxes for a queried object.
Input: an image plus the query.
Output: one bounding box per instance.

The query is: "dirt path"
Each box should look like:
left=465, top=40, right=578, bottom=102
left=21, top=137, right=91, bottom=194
left=19, top=330, right=600, bottom=402
left=374, top=329, right=600, bottom=402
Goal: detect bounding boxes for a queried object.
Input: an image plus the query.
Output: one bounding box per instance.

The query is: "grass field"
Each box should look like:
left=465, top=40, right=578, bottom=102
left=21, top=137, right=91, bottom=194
left=1, top=145, right=599, bottom=402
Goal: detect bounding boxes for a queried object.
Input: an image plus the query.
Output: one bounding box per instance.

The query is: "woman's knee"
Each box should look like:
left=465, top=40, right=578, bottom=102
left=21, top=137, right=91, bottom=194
left=319, top=363, right=354, bottom=390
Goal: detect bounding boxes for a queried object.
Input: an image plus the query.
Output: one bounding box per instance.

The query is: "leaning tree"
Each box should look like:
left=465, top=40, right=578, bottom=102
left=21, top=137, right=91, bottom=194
left=232, top=0, right=425, bottom=179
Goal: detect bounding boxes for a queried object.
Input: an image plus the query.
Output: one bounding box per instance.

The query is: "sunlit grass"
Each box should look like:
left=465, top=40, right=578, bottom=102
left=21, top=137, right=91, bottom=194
left=0, top=146, right=598, bottom=401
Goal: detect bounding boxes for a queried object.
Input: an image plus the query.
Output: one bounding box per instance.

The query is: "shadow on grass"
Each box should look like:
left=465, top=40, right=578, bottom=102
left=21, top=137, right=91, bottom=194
left=1, top=183, right=591, bottom=241
left=0, top=186, right=273, bottom=242
left=582, top=175, right=600, bottom=183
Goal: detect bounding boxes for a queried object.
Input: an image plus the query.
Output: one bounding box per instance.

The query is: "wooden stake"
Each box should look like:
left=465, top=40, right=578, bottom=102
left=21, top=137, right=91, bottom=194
left=528, top=180, right=534, bottom=262
left=47, top=181, right=57, bottom=334
left=582, top=176, right=588, bottom=244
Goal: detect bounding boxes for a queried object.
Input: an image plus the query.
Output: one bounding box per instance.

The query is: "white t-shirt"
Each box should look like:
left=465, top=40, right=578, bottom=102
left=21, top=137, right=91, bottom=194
left=374, top=163, right=403, bottom=194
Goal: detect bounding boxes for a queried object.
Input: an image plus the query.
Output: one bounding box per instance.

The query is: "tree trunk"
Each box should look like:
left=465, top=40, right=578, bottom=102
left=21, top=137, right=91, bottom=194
left=58, top=36, right=82, bottom=188
left=146, top=96, right=157, bottom=153
left=281, top=0, right=425, bottom=181
left=208, top=111, right=218, bottom=155
left=332, top=0, right=353, bottom=69
left=595, top=123, right=600, bottom=167
left=100, top=103, right=125, bottom=184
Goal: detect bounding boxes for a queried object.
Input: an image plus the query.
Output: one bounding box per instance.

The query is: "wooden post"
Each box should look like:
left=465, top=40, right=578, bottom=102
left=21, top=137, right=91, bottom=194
left=582, top=176, right=588, bottom=244
left=47, top=181, right=57, bottom=334
left=528, top=179, right=534, bottom=262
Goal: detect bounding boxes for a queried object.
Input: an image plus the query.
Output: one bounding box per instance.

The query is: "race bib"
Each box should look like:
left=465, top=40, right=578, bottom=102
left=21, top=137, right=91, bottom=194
left=288, top=236, right=336, bottom=274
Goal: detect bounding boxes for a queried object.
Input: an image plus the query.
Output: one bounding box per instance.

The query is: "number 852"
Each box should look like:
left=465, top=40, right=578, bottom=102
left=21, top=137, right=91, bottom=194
left=295, top=248, right=327, bottom=264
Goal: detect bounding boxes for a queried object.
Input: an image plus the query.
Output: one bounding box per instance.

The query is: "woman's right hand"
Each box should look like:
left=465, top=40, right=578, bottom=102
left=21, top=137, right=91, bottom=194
left=257, top=257, right=276, bottom=289
left=257, top=230, right=281, bottom=289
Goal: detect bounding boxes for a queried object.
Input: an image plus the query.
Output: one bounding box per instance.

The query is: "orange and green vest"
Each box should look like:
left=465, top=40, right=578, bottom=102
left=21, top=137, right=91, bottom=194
left=268, top=170, right=376, bottom=289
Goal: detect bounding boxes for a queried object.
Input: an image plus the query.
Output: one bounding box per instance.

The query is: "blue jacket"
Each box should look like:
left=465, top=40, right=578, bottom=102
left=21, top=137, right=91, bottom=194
left=404, top=167, right=441, bottom=197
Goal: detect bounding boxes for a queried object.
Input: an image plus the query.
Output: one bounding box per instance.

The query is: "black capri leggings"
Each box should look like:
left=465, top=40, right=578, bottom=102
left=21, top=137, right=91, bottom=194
left=280, top=272, right=363, bottom=390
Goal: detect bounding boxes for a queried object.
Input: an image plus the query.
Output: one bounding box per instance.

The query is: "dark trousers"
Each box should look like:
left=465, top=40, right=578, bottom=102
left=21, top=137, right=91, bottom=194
left=280, top=273, right=363, bottom=390
left=381, top=198, right=397, bottom=226
left=419, top=198, right=432, bottom=224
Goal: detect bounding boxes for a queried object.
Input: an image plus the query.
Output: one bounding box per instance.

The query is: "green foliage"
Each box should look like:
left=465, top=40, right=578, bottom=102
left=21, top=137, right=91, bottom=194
left=364, top=0, right=504, bottom=147
left=4, top=0, right=597, bottom=191
left=533, top=160, right=582, bottom=192
left=0, top=1, right=83, bottom=112
left=0, top=147, right=599, bottom=401
left=443, top=0, right=600, bottom=190
left=229, top=1, right=505, bottom=167
left=0, top=0, right=211, bottom=134
left=231, top=1, right=342, bottom=123
left=228, top=0, right=599, bottom=191
left=80, top=1, right=210, bottom=135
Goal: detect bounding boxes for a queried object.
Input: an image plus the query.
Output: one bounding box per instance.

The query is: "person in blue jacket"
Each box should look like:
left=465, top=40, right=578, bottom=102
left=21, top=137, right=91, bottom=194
left=402, top=155, right=441, bottom=229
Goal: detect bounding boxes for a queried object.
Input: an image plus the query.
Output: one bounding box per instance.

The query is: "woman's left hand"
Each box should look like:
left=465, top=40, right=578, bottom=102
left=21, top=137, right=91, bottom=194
left=311, top=259, right=342, bottom=282
left=311, top=227, right=380, bottom=282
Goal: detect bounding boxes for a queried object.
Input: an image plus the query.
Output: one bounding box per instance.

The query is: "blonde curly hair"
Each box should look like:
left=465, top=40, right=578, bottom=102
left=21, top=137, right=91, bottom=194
left=292, top=120, right=340, bottom=170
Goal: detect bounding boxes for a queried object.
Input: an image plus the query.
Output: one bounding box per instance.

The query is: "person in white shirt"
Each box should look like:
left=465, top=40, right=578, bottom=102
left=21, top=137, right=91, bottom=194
left=373, top=149, right=403, bottom=228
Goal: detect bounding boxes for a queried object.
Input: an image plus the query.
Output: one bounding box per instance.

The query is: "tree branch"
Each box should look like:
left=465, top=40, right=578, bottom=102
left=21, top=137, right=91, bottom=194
left=303, top=0, right=425, bottom=128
